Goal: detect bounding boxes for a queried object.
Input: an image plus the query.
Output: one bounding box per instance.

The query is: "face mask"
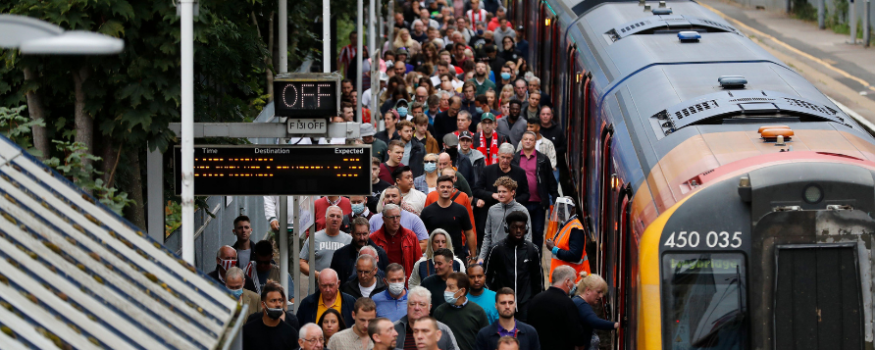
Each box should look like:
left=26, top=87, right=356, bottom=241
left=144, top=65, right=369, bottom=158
left=398, top=107, right=408, bottom=117
left=475, top=107, right=484, bottom=114
left=444, top=290, right=460, bottom=305
left=230, top=288, right=244, bottom=299
left=569, top=283, right=578, bottom=297
left=351, top=203, right=365, bottom=215
left=501, top=72, right=511, bottom=80
left=389, top=282, right=405, bottom=295
left=265, top=305, right=284, bottom=319
left=219, top=259, right=236, bottom=271
left=424, top=163, right=437, bottom=173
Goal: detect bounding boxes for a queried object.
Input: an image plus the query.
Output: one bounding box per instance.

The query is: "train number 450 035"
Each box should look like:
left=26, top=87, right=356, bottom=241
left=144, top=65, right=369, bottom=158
left=664, top=231, right=742, bottom=249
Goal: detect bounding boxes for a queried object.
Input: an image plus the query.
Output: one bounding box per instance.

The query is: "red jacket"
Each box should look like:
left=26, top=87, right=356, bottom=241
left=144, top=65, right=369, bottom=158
left=370, top=225, right=423, bottom=283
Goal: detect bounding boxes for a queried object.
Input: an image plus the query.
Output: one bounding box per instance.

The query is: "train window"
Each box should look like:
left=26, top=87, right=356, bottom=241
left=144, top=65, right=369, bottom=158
left=662, top=252, right=749, bottom=350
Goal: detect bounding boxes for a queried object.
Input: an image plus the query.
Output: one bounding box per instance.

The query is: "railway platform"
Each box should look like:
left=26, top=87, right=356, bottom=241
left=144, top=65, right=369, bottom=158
left=700, top=0, right=875, bottom=124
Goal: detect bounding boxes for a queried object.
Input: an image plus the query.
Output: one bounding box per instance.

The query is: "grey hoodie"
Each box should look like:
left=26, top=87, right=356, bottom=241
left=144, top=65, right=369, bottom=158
left=479, top=199, right=533, bottom=260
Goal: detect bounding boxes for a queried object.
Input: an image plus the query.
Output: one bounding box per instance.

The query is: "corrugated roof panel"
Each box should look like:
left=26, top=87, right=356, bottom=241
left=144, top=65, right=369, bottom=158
left=0, top=136, right=240, bottom=349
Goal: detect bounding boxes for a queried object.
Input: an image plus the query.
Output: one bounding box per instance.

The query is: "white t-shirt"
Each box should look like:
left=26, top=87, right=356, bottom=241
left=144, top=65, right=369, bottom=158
left=359, top=282, right=377, bottom=297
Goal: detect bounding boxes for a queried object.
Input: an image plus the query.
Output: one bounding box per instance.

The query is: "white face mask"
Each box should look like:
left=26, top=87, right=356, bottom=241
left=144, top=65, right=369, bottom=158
left=389, top=282, right=405, bottom=295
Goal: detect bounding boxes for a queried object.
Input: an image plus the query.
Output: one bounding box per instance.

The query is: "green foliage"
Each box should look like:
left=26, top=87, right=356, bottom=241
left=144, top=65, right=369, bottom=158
left=791, top=0, right=817, bottom=21
left=0, top=105, right=45, bottom=158
left=43, top=140, right=135, bottom=215
left=164, top=200, right=182, bottom=238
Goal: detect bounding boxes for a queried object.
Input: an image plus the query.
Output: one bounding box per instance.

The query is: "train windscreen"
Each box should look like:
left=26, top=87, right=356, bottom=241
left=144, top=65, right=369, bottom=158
left=662, top=253, right=749, bottom=350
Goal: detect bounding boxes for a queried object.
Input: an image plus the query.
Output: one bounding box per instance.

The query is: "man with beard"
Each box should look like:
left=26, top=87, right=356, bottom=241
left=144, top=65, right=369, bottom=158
left=397, top=120, right=427, bottom=177
left=440, top=136, right=475, bottom=184
left=341, top=254, right=388, bottom=299
left=465, top=264, right=499, bottom=324
left=242, top=282, right=299, bottom=349
left=469, top=61, right=496, bottom=96
left=330, top=217, right=390, bottom=285
left=482, top=211, right=543, bottom=321
left=495, top=99, right=527, bottom=145
left=231, top=215, right=255, bottom=270
left=474, top=288, right=540, bottom=350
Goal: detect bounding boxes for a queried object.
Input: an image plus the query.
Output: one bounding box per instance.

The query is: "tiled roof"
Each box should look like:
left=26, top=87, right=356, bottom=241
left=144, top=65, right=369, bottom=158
left=0, top=136, right=240, bottom=349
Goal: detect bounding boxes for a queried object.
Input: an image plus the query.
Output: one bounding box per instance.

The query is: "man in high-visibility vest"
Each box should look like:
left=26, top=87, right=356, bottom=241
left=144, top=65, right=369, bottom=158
left=545, top=197, right=590, bottom=281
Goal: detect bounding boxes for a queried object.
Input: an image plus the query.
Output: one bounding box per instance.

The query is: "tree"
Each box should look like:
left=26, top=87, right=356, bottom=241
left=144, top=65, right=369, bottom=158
left=1, top=0, right=324, bottom=227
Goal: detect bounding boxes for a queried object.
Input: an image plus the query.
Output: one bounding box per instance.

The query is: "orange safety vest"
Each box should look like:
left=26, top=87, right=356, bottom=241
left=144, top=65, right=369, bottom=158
left=549, top=218, right=591, bottom=281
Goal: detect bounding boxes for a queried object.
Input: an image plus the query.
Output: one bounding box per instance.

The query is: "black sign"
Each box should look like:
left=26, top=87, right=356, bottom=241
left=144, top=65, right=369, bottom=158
left=174, top=145, right=372, bottom=196
left=273, top=72, right=341, bottom=118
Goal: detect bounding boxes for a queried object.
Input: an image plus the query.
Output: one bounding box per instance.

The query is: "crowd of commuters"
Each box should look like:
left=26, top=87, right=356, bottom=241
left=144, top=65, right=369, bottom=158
left=217, top=0, right=623, bottom=348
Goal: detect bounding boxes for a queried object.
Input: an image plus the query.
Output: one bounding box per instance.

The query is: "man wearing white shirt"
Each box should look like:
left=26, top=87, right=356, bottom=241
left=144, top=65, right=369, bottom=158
left=466, top=0, right=488, bottom=30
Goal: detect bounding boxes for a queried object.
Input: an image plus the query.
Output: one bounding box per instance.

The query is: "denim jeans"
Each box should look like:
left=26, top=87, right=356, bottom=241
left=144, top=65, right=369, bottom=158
left=525, top=202, right=546, bottom=249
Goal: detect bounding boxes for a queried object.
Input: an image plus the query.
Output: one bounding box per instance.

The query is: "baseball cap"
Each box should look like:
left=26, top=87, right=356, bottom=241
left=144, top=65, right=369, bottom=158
left=379, top=71, right=389, bottom=82
left=458, top=131, right=474, bottom=140
left=483, top=44, right=496, bottom=53
left=443, top=133, right=460, bottom=147
left=360, top=123, right=376, bottom=137
left=516, top=25, right=524, bottom=31
left=396, top=47, right=409, bottom=56
left=481, top=112, right=496, bottom=122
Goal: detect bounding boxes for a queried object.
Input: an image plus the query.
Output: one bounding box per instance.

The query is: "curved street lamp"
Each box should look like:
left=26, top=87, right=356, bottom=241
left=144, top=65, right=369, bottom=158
left=0, top=14, right=124, bottom=54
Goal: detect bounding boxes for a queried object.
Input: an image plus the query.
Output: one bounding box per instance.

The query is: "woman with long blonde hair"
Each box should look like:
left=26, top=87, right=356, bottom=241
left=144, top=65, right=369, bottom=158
left=572, top=272, right=620, bottom=350
left=499, top=84, right=514, bottom=106
left=393, top=28, right=422, bottom=56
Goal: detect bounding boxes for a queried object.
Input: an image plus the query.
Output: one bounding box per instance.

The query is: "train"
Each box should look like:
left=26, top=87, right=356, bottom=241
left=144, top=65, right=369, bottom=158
left=508, top=0, right=875, bottom=349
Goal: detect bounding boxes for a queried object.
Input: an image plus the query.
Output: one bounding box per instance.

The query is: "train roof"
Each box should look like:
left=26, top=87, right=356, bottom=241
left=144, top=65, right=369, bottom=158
left=0, top=136, right=241, bottom=349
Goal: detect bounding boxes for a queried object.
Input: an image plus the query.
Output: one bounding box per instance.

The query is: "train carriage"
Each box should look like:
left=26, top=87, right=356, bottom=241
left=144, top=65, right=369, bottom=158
left=509, top=0, right=875, bottom=349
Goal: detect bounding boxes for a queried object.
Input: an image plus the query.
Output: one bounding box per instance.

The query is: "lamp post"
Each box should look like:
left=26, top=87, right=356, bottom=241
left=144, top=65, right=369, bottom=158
left=0, top=14, right=124, bottom=54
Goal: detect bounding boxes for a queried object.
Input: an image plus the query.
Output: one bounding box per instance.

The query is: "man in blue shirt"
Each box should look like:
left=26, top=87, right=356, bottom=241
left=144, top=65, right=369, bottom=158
left=466, top=264, right=498, bottom=324
left=373, top=263, right=409, bottom=322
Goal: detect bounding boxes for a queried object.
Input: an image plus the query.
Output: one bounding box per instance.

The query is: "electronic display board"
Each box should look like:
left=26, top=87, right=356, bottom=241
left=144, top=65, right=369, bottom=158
left=273, top=72, right=341, bottom=118
left=174, top=145, right=371, bottom=196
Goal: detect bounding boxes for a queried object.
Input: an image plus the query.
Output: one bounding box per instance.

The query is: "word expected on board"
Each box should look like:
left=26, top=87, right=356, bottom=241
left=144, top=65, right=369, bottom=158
left=174, top=145, right=372, bottom=195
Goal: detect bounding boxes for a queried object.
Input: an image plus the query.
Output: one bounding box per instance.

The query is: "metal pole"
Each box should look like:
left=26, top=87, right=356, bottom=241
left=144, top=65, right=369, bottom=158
left=279, top=0, right=288, bottom=73
left=146, top=145, right=164, bottom=242
left=819, top=0, right=825, bottom=29
left=388, top=0, right=395, bottom=45
left=378, top=7, right=384, bottom=47
left=292, top=196, right=300, bottom=312
left=851, top=0, right=858, bottom=44
left=279, top=196, right=288, bottom=302
left=356, top=0, right=364, bottom=123
left=180, top=0, right=195, bottom=264
left=369, top=0, right=380, bottom=129
left=308, top=198, right=316, bottom=294
left=865, top=0, right=871, bottom=47
left=323, top=0, right=331, bottom=73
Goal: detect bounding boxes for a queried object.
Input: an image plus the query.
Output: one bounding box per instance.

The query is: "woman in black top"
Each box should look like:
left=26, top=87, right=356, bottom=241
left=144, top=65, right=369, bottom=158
left=499, top=37, right=521, bottom=63
left=572, top=272, right=619, bottom=350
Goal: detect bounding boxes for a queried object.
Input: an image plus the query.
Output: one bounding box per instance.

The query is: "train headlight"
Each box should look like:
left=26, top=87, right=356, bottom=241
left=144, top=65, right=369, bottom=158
left=803, top=184, right=823, bottom=204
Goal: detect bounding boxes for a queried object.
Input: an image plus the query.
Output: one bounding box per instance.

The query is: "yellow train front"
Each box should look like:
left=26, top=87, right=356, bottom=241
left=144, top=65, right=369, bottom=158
left=508, top=0, right=875, bottom=348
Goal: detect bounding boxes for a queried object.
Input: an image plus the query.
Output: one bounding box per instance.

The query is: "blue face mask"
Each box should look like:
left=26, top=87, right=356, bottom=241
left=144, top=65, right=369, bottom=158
left=501, top=72, right=511, bottom=80
left=351, top=203, right=365, bottom=215
left=475, top=107, right=484, bottom=114
left=230, top=288, right=243, bottom=299
left=444, top=290, right=460, bottom=305
left=424, top=163, right=437, bottom=173
left=398, top=107, right=408, bottom=117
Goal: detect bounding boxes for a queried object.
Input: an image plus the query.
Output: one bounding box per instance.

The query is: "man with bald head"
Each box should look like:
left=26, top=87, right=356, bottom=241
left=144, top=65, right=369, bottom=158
left=209, top=245, right=258, bottom=292
left=300, top=206, right=352, bottom=278
left=437, top=154, right=473, bottom=197
left=296, top=268, right=358, bottom=326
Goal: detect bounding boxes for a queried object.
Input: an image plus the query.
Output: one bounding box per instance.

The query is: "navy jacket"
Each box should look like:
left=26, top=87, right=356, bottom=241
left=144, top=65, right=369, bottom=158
left=328, top=239, right=390, bottom=286
left=295, top=291, right=357, bottom=326
left=475, top=320, right=541, bottom=350
left=572, top=296, right=615, bottom=346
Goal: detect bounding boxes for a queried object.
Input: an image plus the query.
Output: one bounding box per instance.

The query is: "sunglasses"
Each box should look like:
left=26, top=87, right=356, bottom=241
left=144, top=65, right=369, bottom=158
left=424, top=160, right=437, bottom=164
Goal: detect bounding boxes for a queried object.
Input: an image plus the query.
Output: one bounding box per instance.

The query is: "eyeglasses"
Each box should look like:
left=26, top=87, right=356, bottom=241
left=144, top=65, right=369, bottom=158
left=423, top=160, right=436, bottom=164
left=303, top=338, right=324, bottom=344
left=385, top=215, right=401, bottom=220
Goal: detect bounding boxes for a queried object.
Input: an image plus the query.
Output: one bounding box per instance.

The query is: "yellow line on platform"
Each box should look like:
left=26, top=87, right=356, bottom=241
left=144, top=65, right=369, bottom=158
left=699, top=1, right=875, bottom=92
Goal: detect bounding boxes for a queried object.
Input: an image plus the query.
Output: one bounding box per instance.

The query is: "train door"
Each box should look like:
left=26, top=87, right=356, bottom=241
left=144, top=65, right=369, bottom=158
left=539, top=14, right=556, bottom=98
left=596, top=126, right=613, bottom=275
left=774, top=244, right=864, bottom=350
left=611, top=186, right=632, bottom=350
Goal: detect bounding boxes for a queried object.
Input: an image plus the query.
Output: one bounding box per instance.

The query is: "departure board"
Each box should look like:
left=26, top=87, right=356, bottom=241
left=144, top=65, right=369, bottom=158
left=174, top=145, right=372, bottom=196
left=273, top=72, right=342, bottom=118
